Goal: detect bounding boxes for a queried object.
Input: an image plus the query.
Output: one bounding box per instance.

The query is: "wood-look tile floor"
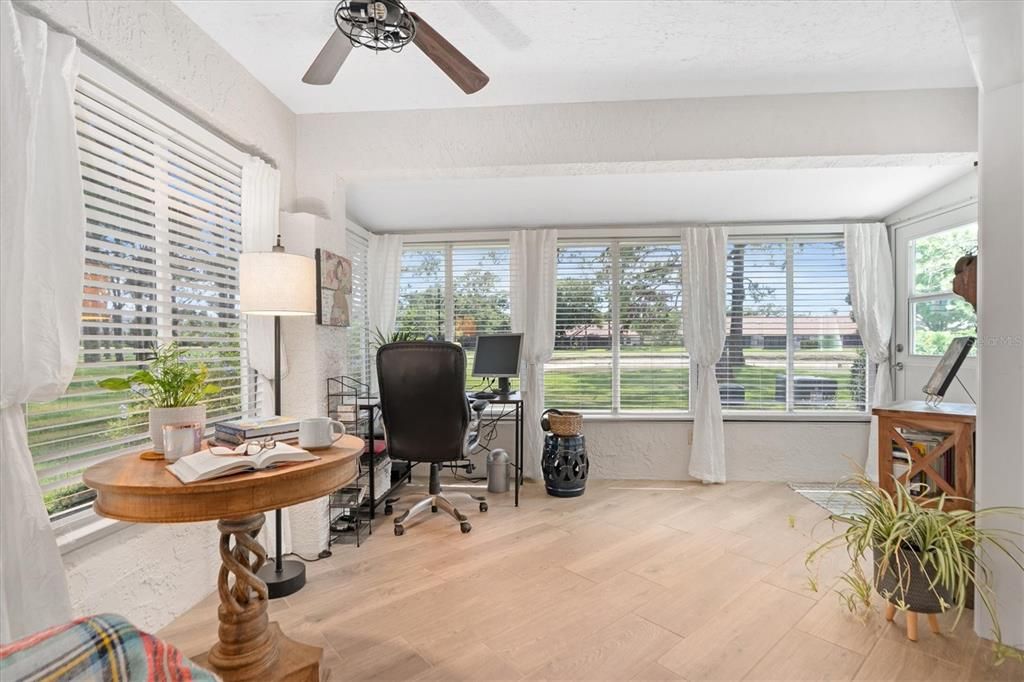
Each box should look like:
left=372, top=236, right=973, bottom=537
left=159, top=480, right=1021, bottom=681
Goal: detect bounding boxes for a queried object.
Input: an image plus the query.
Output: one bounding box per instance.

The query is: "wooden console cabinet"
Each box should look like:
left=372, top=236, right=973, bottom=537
left=873, top=401, right=975, bottom=511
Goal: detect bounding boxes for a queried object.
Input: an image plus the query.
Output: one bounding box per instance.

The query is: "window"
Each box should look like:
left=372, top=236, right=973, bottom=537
left=908, top=224, right=978, bottom=356
left=717, top=237, right=865, bottom=413
left=546, top=241, right=686, bottom=413
left=395, top=243, right=511, bottom=385
left=346, top=229, right=371, bottom=387
left=548, top=244, right=613, bottom=410
left=26, top=60, right=253, bottom=517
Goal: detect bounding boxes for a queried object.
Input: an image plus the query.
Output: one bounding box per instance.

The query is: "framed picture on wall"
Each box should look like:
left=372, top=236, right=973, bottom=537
left=315, top=248, right=352, bottom=327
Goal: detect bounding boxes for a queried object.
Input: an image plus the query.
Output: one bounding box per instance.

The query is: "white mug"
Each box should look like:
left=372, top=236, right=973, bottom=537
left=299, top=417, right=346, bottom=450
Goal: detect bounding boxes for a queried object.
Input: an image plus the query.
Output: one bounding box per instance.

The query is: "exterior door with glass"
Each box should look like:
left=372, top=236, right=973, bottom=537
left=892, top=206, right=978, bottom=403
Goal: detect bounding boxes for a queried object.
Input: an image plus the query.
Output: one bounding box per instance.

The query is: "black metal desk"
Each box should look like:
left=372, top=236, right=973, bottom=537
left=471, top=392, right=525, bottom=507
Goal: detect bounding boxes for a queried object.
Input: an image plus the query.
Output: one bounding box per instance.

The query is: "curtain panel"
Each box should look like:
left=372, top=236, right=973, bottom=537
left=510, top=229, right=558, bottom=480
left=0, top=0, right=82, bottom=641
left=682, top=227, right=729, bottom=483
left=241, top=157, right=287, bottom=416
left=844, top=222, right=894, bottom=482
left=367, top=234, right=404, bottom=392
left=240, top=157, right=293, bottom=555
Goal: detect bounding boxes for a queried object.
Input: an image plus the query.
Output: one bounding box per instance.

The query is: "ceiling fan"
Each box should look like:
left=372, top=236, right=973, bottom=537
left=303, top=0, right=489, bottom=94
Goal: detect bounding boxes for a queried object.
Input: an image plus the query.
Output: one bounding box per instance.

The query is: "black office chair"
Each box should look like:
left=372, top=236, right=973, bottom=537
left=377, top=341, right=487, bottom=535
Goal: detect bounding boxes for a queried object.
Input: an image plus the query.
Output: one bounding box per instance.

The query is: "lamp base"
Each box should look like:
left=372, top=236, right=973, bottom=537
left=256, top=559, right=306, bottom=599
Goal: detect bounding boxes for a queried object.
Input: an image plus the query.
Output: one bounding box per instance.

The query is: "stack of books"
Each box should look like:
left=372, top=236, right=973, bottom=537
left=213, top=416, right=300, bottom=446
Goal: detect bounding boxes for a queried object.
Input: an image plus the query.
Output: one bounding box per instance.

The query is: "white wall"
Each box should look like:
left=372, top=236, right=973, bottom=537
left=953, top=0, right=1024, bottom=649
left=17, top=0, right=298, bottom=208
left=974, top=80, right=1024, bottom=649
left=25, top=0, right=301, bottom=634
left=470, top=420, right=868, bottom=483
left=884, top=169, right=978, bottom=226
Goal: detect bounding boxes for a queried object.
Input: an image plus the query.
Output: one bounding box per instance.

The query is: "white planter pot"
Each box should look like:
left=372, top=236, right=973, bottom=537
left=149, top=406, right=206, bottom=453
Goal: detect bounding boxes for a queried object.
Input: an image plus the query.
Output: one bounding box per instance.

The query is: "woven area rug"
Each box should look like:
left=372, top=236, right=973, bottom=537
left=789, top=482, right=868, bottom=517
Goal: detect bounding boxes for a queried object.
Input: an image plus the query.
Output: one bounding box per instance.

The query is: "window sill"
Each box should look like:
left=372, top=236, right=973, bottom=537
left=53, top=508, right=132, bottom=556
left=568, top=412, right=872, bottom=424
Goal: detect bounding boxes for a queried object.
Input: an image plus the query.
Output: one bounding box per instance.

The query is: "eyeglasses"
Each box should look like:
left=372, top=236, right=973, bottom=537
left=210, top=438, right=278, bottom=457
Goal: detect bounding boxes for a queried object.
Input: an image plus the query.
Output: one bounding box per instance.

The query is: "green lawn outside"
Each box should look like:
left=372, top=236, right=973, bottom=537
left=545, top=365, right=863, bottom=413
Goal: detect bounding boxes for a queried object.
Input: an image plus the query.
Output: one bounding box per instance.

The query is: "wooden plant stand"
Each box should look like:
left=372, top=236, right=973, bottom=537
left=885, top=603, right=942, bottom=642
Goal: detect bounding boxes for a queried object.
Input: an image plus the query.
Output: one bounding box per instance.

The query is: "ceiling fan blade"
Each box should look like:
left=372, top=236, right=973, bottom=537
left=302, top=29, right=354, bottom=85
left=410, top=12, right=489, bottom=94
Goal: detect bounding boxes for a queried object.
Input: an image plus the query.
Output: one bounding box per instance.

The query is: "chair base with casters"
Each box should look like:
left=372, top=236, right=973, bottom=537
left=387, top=462, right=487, bottom=535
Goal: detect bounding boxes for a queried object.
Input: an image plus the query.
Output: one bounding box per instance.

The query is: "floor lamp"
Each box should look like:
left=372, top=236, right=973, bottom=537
left=240, top=235, right=316, bottom=598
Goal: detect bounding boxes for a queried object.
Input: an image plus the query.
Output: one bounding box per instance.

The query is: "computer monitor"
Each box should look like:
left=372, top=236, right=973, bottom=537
left=472, top=333, right=523, bottom=394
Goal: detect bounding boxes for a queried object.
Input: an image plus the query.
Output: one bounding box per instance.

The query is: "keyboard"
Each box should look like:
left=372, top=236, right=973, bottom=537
left=470, top=391, right=498, bottom=400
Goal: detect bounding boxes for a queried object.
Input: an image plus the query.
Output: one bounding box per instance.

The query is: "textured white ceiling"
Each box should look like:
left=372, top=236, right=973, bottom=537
left=347, top=165, right=973, bottom=231
left=174, top=0, right=975, bottom=113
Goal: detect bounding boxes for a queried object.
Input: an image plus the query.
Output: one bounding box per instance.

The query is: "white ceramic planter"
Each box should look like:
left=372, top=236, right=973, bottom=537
left=149, top=405, right=206, bottom=453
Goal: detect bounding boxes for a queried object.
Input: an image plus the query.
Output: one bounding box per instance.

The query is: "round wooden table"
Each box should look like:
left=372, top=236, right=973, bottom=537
left=84, top=435, right=363, bottom=681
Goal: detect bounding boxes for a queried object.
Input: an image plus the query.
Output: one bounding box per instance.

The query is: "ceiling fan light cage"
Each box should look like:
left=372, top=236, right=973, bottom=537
left=334, top=0, right=416, bottom=52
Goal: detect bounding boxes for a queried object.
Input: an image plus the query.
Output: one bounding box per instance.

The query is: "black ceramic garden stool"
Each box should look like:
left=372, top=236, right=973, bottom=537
left=542, top=434, right=588, bottom=497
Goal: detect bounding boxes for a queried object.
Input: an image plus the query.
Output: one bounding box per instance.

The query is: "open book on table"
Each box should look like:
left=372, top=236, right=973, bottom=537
left=167, top=442, right=319, bottom=484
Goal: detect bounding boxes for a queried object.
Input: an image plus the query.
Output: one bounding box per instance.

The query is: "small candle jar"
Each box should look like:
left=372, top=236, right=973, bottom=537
left=163, top=422, right=202, bottom=462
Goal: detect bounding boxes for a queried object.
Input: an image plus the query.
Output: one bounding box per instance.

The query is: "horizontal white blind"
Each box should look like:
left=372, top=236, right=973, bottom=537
left=452, top=245, right=511, bottom=341
left=619, top=243, right=687, bottom=412
left=716, top=237, right=865, bottom=412
left=26, top=70, right=252, bottom=517
left=792, top=239, right=864, bottom=411
left=453, top=245, right=511, bottom=364
left=396, top=246, right=446, bottom=340
left=546, top=244, right=613, bottom=411
left=346, top=230, right=371, bottom=388
left=718, top=240, right=789, bottom=410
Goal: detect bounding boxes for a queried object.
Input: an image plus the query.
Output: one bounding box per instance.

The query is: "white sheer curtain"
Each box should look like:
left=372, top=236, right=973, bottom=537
left=510, top=229, right=557, bottom=480
left=368, top=233, right=404, bottom=392
left=241, top=156, right=286, bottom=418
left=682, top=227, right=729, bottom=484
left=844, top=222, right=894, bottom=482
left=240, top=156, right=292, bottom=555
left=0, top=0, right=82, bottom=641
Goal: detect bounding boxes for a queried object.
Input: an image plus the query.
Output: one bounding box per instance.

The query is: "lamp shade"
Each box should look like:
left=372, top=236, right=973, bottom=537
left=240, top=251, right=317, bottom=316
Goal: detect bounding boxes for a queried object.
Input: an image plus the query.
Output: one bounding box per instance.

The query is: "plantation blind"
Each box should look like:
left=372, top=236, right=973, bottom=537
left=716, top=236, right=866, bottom=413
left=26, top=62, right=254, bottom=517
left=791, top=238, right=865, bottom=412
left=396, top=245, right=446, bottom=340
left=452, top=244, right=511, bottom=351
left=346, top=229, right=371, bottom=387
left=718, top=239, right=789, bottom=411
left=545, top=243, right=613, bottom=411
left=619, top=242, right=687, bottom=412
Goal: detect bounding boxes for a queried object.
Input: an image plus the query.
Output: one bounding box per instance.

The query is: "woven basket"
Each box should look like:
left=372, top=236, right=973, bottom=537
left=548, top=411, right=583, bottom=437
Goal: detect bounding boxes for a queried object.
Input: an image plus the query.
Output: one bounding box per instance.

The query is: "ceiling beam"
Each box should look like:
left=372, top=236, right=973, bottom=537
left=298, top=88, right=977, bottom=184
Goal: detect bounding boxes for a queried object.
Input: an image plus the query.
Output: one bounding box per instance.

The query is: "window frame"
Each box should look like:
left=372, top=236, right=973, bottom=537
left=550, top=228, right=869, bottom=420
left=395, top=241, right=513, bottom=390
left=904, top=221, right=979, bottom=358
left=372, top=226, right=871, bottom=423
left=547, top=238, right=690, bottom=415
left=42, top=54, right=253, bottom=538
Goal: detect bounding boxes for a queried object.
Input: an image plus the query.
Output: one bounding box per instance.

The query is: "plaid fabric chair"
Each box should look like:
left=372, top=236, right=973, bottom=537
left=0, top=614, right=214, bottom=681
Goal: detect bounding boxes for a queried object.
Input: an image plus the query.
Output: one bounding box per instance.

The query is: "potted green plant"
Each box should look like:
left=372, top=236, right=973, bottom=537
left=98, top=342, right=220, bottom=453
left=806, top=476, right=1023, bottom=661
left=371, top=327, right=420, bottom=349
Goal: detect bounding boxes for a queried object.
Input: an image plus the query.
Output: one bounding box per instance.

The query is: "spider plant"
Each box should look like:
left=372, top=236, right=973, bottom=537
left=806, top=475, right=1024, bottom=661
